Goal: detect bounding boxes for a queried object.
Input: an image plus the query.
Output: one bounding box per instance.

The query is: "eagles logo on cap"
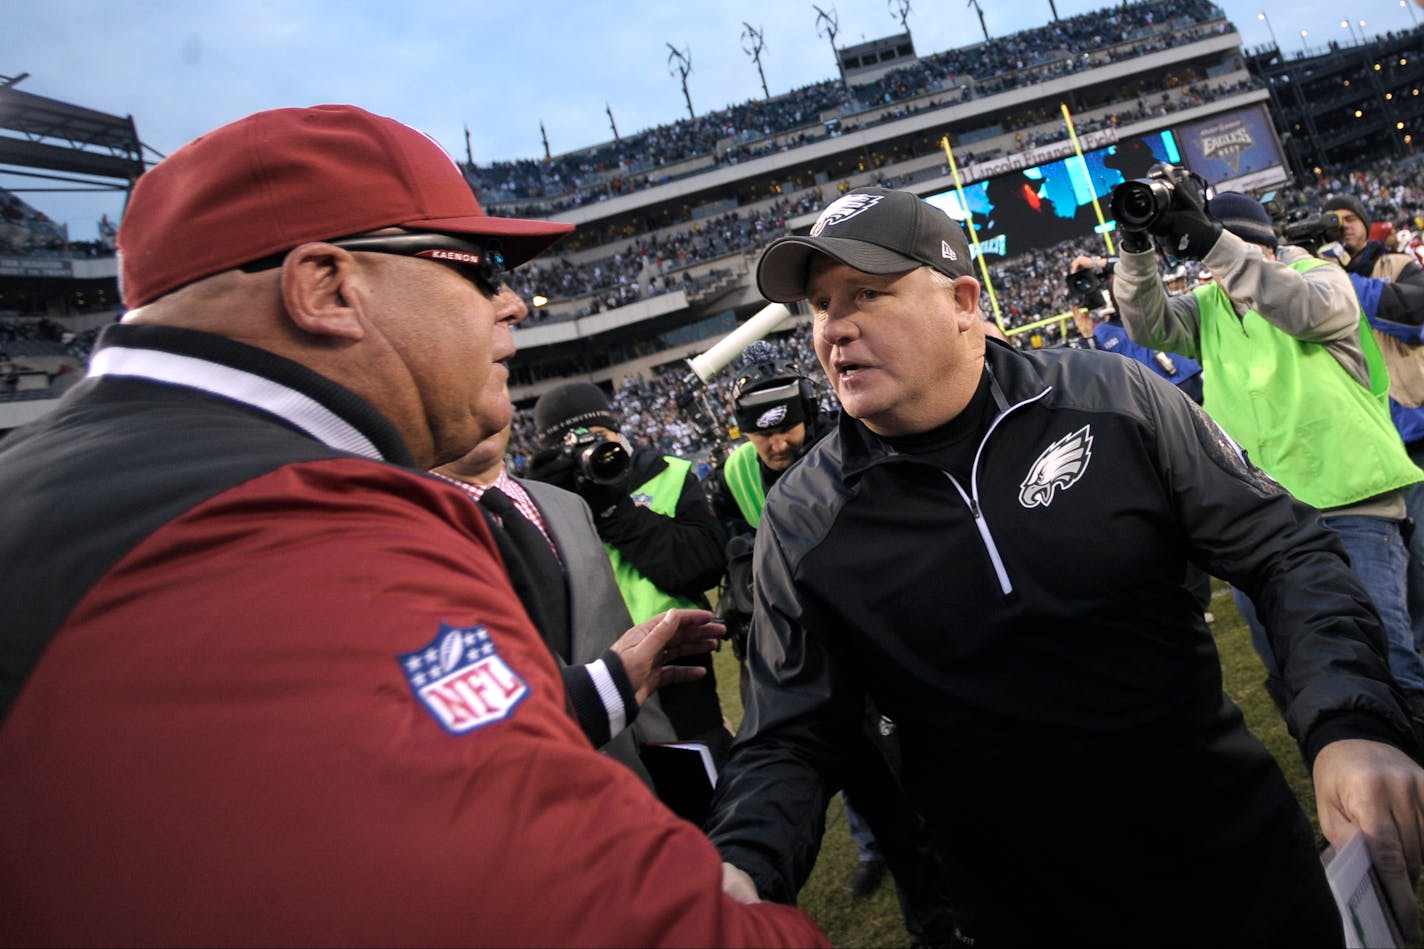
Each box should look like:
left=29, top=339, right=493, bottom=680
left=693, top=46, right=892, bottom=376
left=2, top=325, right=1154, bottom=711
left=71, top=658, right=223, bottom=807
left=811, top=193, right=884, bottom=237
left=755, top=186, right=974, bottom=303
left=755, top=405, right=790, bottom=429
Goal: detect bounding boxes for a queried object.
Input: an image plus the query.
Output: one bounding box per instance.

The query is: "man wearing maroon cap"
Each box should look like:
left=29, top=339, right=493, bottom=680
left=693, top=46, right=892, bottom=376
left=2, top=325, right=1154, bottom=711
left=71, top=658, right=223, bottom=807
left=0, top=105, right=825, bottom=948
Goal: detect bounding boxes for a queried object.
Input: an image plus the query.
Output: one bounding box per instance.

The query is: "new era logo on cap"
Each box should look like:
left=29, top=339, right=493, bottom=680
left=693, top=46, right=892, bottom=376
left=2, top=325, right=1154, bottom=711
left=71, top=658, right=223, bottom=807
left=755, top=186, right=973, bottom=303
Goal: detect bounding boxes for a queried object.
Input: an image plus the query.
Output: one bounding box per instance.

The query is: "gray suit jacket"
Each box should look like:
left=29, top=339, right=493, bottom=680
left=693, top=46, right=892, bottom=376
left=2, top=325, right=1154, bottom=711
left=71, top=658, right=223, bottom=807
left=518, top=477, right=677, bottom=775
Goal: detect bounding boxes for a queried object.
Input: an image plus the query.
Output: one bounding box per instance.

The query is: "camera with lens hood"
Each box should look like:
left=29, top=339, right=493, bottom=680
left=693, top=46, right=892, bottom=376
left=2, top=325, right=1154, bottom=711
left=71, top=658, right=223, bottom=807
left=1066, top=258, right=1117, bottom=310
left=560, top=427, right=631, bottom=485
left=1110, top=163, right=1209, bottom=232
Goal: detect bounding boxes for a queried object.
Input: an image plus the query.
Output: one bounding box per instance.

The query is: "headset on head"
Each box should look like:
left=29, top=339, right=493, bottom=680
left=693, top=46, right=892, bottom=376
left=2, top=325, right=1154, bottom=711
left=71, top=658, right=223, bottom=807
left=731, top=359, right=819, bottom=424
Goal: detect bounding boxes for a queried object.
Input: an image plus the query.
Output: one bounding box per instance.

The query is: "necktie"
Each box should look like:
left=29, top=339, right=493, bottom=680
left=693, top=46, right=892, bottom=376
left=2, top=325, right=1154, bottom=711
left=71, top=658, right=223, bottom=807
left=479, top=487, right=571, bottom=662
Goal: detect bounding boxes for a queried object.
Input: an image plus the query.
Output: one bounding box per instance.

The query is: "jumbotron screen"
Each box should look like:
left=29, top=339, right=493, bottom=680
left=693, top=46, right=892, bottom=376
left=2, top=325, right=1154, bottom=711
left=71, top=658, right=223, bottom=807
left=924, top=130, right=1181, bottom=262
left=923, top=104, right=1290, bottom=262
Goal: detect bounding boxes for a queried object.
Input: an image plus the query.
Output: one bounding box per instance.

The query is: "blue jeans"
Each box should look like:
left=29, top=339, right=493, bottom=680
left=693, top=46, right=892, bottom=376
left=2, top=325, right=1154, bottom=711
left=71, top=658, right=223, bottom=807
left=1405, top=447, right=1424, bottom=654
left=1240, top=514, right=1424, bottom=694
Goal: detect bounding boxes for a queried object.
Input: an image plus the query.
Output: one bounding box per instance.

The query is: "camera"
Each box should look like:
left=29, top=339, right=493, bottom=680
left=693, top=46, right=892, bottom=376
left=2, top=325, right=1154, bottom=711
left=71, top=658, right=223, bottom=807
left=1110, top=163, right=1209, bottom=231
left=1279, top=210, right=1344, bottom=251
left=1066, top=258, right=1115, bottom=309
left=560, top=427, right=631, bottom=485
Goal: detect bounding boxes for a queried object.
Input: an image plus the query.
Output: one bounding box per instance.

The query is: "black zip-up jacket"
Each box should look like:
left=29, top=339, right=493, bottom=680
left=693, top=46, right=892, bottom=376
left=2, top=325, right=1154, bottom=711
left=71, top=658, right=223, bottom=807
left=705, top=339, right=1415, bottom=944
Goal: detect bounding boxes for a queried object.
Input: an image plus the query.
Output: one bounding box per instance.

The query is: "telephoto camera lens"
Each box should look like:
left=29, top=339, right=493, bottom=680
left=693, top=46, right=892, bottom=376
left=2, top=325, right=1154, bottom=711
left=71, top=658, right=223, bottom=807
left=1111, top=178, right=1174, bottom=231
left=561, top=427, right=633, bottom=485
left=581, top=440, right=630, bottom=485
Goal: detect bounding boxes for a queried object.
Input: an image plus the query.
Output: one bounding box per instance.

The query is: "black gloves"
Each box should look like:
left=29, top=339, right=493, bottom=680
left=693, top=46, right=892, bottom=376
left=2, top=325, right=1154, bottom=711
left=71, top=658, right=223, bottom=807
left=527, top=446, right=629, bottom=518
left=1143, top=165, right=1221, bottom=260
left=579, top=476, right=630, bottom=520
left=528, top=447, right=577, bottom=492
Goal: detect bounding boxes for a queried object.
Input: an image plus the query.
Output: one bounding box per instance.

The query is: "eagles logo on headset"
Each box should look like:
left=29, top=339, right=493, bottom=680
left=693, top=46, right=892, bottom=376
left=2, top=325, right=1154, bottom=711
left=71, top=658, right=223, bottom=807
left=732, top=359, right=818, bottom=434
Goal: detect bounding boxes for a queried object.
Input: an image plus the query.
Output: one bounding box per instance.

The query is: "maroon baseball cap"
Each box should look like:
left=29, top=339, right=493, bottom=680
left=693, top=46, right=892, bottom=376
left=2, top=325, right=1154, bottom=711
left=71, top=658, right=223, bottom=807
left=117, top=104, right=574, bottom=307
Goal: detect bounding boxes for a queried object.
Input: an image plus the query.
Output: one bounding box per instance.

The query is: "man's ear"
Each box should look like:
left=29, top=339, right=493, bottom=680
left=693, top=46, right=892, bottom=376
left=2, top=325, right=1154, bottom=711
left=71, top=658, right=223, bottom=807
left=280, top=243, right=367, bottom=341
left=951, top=275, right=982, bottom=329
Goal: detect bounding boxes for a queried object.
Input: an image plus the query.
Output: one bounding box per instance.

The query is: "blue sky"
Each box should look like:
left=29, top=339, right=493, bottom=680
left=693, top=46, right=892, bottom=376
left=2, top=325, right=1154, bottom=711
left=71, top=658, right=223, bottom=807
left=3, top=0, right=1416, bottom=239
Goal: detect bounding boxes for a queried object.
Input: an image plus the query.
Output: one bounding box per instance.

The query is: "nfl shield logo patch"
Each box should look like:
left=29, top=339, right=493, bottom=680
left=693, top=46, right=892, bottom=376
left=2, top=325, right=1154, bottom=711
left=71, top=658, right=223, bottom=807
left=398, top=623, right=529, bottom=734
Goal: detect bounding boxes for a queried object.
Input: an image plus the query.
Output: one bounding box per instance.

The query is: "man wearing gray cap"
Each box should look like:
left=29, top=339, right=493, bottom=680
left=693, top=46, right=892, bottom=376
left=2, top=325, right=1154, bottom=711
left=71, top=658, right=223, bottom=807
left=705, top=185, right=1424, bottom=945
left=0, top=105, right=824, bottom=947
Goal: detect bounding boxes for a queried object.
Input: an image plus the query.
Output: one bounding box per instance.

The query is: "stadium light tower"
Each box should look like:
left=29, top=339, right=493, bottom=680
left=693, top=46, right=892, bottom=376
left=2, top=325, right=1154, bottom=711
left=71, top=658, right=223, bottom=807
left=1404, top=0, right=1419, bottom=29
left=967, top=0, right=990, bottom=43
left=813, top=5, right=840, bottom=67
left=1258, top=11, right=1279, bottom=51
left=741, top=22, right=771, bottom=100
left=667, top=43, right=695, bottom=120
left=813, top=5, right=849, bottom=101
left=1046, top=0, right=1060, bottom=22
left=888, top=0, right=912, bottom=32
left=1299, top=28, right=1309, bottom=57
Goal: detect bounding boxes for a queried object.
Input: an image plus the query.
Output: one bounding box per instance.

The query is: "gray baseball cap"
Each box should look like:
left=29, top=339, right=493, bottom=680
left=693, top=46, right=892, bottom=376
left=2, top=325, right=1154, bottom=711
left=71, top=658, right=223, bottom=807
left=757, top=187, right=973, bottom=302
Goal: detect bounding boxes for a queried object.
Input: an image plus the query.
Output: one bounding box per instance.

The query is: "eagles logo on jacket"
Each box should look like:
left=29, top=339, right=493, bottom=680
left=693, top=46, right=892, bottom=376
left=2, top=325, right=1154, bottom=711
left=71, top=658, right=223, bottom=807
left=709, top=339, right=1413, bottom=944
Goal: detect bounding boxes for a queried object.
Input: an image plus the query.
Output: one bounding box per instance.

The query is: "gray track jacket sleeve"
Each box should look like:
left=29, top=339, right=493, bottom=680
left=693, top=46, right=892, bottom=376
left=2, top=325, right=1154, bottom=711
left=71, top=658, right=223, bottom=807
left=1114, top=230, right=1371, bottom=386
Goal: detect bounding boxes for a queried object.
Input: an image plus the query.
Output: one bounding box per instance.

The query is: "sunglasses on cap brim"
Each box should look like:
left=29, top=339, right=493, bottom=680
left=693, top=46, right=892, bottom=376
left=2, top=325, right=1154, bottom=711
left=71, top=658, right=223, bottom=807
left=240, top=231, right=506, bottom=296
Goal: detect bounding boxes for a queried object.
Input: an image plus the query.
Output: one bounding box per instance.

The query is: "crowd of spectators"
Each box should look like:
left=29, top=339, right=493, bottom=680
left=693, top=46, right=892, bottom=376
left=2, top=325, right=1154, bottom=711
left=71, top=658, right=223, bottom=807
left=0, top=190, right=115, bottom=259
left=501, top=150, right=1424, bottom=461
left=503, top=57, right=1259, bottom=326
left=509, top=192, right=823, bottom=322
left=469, top=0, right=1229, bottom=212
left=19, top=150, right=1424, bottom=411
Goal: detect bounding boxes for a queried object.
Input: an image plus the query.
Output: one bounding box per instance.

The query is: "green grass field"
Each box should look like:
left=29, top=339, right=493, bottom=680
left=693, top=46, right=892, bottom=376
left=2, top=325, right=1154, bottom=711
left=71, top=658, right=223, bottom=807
left=709, top=583, right=1421, bottom=948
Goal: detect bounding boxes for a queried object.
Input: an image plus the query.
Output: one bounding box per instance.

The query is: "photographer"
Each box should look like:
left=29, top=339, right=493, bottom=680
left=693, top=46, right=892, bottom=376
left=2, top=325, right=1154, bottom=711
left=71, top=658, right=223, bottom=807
left=1067, top=254, right=1204, bottom=405
left=1322, top=193, right=1424, bottom=657
left=529, top=381, right=732, bottom=764
left=1110, top=171, right=1424, bottom=726
left=706, top=348, right=835, bottom=683
left=433, top=416, right=707, bottom=787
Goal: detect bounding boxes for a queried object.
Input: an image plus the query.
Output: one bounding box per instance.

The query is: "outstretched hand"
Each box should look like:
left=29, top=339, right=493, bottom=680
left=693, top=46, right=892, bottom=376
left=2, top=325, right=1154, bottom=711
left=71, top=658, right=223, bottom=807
left=610, top=608, right=725, bottom=706
left=1314, top=738, right=1424, bottom=943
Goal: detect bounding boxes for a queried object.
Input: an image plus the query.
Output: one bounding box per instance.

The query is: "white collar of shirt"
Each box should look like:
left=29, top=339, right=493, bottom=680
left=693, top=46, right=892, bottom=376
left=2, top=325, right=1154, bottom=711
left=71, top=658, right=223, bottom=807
left=88, top=345, right=382, bottom=460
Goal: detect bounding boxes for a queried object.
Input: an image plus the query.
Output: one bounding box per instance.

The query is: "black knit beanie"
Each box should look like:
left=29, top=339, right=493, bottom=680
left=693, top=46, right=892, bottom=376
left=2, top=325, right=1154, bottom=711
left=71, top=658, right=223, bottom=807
left=534, top=382, right=619, bottom=447
left=1322, top=194, right=1371, bottom=228
left=1206, top=192, right=1278, bottom=249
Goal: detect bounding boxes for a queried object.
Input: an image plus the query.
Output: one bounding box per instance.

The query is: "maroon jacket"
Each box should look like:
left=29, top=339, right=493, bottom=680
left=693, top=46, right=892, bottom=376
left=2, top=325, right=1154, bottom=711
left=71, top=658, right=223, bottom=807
left=0, top=323, right=825, bottom=948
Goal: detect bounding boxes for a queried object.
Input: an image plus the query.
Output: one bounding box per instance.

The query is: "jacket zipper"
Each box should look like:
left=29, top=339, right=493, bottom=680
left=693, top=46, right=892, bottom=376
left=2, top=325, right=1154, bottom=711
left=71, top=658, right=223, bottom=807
left=940, top=384, right=1051, bottom=596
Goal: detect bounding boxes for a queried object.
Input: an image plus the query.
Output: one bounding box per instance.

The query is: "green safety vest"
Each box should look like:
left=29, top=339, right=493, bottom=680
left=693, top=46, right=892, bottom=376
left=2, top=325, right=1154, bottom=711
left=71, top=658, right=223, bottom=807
left=722, top=441, right=766, bottom=529
left=607, top=456, right=705, bottom=624
left=1194, top=258, right=1421, bottom=510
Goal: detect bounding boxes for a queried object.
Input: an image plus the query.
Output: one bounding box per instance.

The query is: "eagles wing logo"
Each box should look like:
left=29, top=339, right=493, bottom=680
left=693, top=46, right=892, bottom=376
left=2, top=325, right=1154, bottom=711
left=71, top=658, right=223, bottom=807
left=755, top=404, right=789, bottom=429
left=811, top=193, right=883, bottom=236
left=1018, top=425, right=1093, bottom=508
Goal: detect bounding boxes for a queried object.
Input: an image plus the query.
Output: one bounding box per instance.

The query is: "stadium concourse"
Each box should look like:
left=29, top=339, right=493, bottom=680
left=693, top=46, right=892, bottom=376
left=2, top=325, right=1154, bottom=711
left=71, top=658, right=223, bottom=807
left=2, top=0, right=1420, bottom=462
